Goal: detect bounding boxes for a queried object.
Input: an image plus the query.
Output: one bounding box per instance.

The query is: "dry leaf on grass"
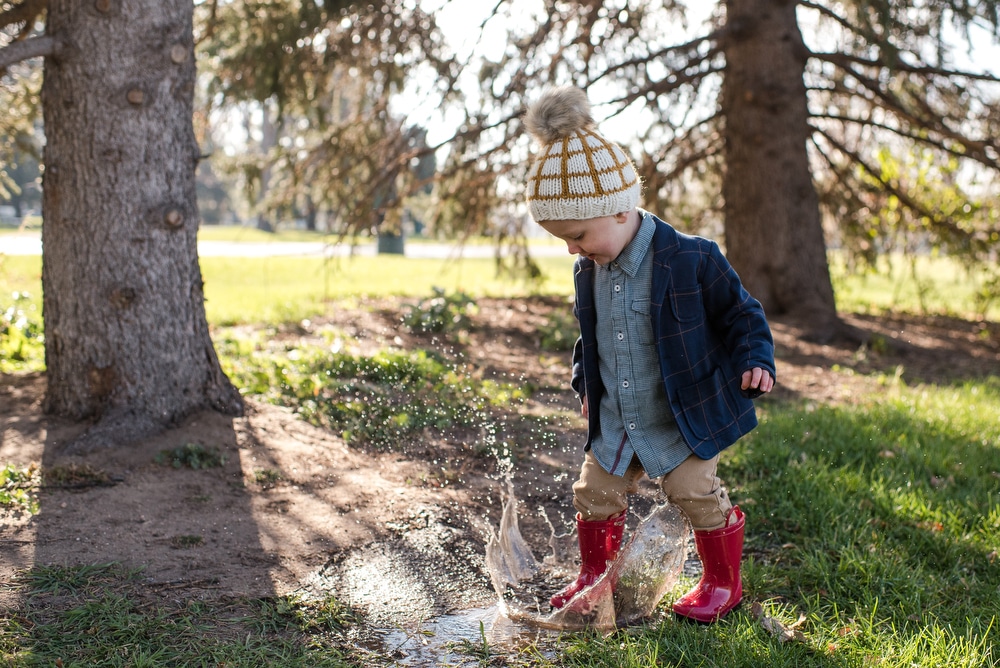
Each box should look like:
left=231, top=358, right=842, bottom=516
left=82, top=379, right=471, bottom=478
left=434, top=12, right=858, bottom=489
left=751, top=601, right=807, bottom=643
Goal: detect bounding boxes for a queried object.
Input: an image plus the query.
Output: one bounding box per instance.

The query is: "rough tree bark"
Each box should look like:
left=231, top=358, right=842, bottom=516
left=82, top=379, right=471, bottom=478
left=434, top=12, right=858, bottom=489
left=720, top=0, right=840, bottom=337
left=41, top=0, right=243, bottom=450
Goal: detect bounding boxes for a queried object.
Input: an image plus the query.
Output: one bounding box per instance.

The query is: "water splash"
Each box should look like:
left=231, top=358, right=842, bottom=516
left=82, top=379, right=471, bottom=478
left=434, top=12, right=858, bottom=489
left=376, top=605, right=559, bottom=666
left=485, top=475, right=690, bottom=631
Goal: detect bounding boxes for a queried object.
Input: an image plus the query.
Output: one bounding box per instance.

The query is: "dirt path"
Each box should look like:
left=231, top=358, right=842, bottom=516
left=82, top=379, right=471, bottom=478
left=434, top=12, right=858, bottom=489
left=2, top=298, right=997, bottom=634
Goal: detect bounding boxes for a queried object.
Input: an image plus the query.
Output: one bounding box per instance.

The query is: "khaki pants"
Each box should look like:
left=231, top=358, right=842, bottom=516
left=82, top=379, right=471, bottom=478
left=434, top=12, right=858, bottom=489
left=572, top=451, right=732, bottom=531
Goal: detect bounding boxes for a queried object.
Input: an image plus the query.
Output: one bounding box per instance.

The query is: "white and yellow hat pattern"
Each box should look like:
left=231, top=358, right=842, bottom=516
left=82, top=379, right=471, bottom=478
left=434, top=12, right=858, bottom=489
left=524, top=87, right=641, bottom=222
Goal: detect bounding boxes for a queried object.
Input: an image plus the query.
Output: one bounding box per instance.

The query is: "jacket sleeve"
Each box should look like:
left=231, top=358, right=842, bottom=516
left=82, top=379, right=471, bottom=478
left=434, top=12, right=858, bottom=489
left=571, top=335, right=585, bottom=399
left=699, top=240, right=776, bottom=383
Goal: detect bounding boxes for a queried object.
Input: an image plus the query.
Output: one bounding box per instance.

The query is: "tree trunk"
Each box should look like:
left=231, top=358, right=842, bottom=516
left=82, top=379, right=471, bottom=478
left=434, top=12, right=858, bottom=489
left=720, top=0, right=839, bottom=336
left=41, top=0, right=243, bottom=449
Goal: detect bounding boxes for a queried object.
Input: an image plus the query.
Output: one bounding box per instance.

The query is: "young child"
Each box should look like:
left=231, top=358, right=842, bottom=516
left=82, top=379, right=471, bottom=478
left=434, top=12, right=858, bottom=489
left=524, top=86, right=775, bottom=622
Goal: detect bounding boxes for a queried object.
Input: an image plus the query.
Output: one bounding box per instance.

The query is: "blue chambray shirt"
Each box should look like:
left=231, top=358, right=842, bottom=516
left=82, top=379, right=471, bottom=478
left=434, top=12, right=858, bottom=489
left=591, top=212, right=690, bottom=478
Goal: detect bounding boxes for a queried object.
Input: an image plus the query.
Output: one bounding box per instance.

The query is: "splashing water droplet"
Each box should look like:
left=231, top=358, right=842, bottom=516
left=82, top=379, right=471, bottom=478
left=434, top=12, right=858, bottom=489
left=485, top=472, right=689, bottom=631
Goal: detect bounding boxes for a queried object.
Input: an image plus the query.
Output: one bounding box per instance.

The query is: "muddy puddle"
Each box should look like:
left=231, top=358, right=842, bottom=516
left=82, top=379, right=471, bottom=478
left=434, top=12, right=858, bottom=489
left=305, top=467, right=689, bottom=665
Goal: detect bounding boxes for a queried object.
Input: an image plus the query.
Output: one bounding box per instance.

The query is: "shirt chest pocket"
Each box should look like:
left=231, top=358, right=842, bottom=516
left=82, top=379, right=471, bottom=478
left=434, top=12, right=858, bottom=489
left=630, top=298, right=655, bottom=345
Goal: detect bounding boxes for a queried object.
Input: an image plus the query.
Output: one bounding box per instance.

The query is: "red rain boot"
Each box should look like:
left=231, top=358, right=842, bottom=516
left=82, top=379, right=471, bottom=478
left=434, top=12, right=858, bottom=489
left=550, top=510, right=626, bottom=609
left=673, top=506, right=745, bottom=623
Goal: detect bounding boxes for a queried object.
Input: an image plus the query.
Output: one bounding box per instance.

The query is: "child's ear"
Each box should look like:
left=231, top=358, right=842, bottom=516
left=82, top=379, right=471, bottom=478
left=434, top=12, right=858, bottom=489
left=614, top=212, right=629, bottom=224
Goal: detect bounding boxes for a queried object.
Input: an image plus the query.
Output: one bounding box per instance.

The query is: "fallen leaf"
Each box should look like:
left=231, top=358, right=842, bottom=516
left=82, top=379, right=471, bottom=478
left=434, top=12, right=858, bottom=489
left=917, top=521, right=944, bottom=532
left=751, top=601, right=807, bottom=643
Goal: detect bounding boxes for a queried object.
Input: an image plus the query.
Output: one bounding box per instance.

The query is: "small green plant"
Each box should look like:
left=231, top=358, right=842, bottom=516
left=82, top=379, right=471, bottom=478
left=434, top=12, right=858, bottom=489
left=220, top=342, right=529, bottom=450
left=156, top=443, right=226, bottom=469
left=43, top=463, right=112, bottom=488
left=402, top=287, right=477, bottom=334
left=267, top=594, right=357, bottom=633
left=0, top=462, right=40, bottom=514
left=972, top=268, right=1000, bottom=320
left=253, top=468, right=283, bottom=486
left=170, top=534, right=204, bottom=549
left=0, top=291, right=45, bottom=373
left=452, top=620, right=493, bottom=662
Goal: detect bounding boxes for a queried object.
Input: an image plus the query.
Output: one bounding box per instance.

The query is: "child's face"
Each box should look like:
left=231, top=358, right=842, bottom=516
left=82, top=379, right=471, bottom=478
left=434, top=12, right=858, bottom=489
left=540, top=212, right=634, bottom=266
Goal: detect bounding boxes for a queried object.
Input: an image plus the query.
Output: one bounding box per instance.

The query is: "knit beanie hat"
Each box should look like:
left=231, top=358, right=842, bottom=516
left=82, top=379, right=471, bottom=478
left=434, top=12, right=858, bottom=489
left=524, top=86, right=641, bottom=222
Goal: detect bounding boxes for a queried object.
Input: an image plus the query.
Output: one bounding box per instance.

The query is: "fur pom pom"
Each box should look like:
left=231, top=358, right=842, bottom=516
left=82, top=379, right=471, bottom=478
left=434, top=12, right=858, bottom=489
left=524, top=86, right=595, bottom=144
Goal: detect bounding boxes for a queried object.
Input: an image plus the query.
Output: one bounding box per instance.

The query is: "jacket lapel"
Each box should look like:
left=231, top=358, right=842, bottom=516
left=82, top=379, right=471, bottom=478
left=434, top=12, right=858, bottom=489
left=650, top=214, right=680, bottom=326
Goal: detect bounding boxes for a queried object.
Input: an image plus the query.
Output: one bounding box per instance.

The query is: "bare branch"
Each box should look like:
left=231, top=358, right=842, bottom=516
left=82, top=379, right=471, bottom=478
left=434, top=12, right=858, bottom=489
left=809, top=135, right=879, bottom=236
left=589, top=30, right=723, bottom=88
left=809, top=134, right=869, bottom=209
left=0, top=33, right=56, bottom=70
left=814, top=49, right=1000, bottom=84
left=194, top=0, right=220, bottom=46
left=809, top=112, right=987, bottom=163
left=797, top=1, right=868, bottom=39
left=657, top=135, right=724, bottom=184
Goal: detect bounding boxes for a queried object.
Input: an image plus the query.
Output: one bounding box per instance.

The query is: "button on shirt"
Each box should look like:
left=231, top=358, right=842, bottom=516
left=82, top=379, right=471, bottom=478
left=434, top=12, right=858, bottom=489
left=592, top=212, right=690, bottom=478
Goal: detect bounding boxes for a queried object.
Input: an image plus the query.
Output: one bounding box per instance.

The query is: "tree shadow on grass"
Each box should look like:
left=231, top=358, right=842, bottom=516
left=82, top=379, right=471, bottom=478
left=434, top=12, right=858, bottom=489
left=770, top=311, right=1000, bottom=391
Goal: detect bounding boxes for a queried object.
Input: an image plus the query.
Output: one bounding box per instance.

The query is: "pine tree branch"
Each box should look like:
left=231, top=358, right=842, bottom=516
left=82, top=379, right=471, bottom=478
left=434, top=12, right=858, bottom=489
left=589, top=30, right=724, bottom=89
left=0, top=33, right=56, bottom=70
left=818, top=59, right=999, bottom=169
left=814, top=126, right=972, bottom=240
left=655, top=134, right=724, bottom=183
left=808, top=134, right=879, bottom=231
left=815, top=49, right=1000, bottom=84
left=809, top=135, right=864, bottom=204
left=809, top=112, right=988, bottom=163
left=797, top=0, right=867, bottom=39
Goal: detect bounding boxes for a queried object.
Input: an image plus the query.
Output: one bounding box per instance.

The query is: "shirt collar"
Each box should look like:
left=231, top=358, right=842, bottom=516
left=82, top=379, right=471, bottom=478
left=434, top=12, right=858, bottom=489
left=606, top=211, right=654, bottom=277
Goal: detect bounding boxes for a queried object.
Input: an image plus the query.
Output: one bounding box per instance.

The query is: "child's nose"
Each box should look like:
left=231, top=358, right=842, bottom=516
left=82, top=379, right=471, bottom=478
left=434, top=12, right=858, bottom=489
left=566, top=241, right=581, bottom=255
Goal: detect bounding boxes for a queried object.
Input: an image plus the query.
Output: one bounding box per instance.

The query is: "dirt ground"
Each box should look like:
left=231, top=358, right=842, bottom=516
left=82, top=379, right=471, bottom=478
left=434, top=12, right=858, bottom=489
left=1, top=298, right=998, bottom=633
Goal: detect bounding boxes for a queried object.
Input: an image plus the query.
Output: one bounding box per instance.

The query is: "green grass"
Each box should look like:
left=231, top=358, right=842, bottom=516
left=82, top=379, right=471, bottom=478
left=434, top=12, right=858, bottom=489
left=196, top=225, right=342, bottom=243
left=0, top=563, right=364, bottom=666
left=830, top=251, right=1000, bottom=320
left=217, top=332, right=530, bottom=450
left=0, top=251, right=575, bottom=336
left=199, top=254, right=575, bottom=324
left=154, top=442, right=227, bottom=470
left=530, top=377, right=1000, bottom=667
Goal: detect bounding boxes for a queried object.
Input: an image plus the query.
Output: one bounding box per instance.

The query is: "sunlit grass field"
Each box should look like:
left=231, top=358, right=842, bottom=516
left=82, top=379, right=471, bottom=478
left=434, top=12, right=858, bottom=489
left=197, top=253, right=577, bottom=324
left=2, top=247, right=999, bottom=323
left=1, top=244, right=999, bottom=666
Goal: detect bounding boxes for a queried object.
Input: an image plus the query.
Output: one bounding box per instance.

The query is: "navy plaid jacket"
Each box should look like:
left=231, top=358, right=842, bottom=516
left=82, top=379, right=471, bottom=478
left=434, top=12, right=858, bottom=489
left=571, top=213, right=776, bottom=460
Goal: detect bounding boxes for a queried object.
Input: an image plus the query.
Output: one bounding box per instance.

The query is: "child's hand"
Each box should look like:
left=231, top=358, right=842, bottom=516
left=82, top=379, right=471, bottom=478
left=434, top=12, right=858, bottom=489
left=741, top=368, right=774, bottom=398
left=581, top=394, right=589, bottom=419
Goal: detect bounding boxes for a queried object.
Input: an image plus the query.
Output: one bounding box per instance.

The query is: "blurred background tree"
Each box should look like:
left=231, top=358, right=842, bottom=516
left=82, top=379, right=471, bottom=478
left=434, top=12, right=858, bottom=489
left=193, top=0, right=450, bottom=245
left=0, top=12, right=42, bottom=221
